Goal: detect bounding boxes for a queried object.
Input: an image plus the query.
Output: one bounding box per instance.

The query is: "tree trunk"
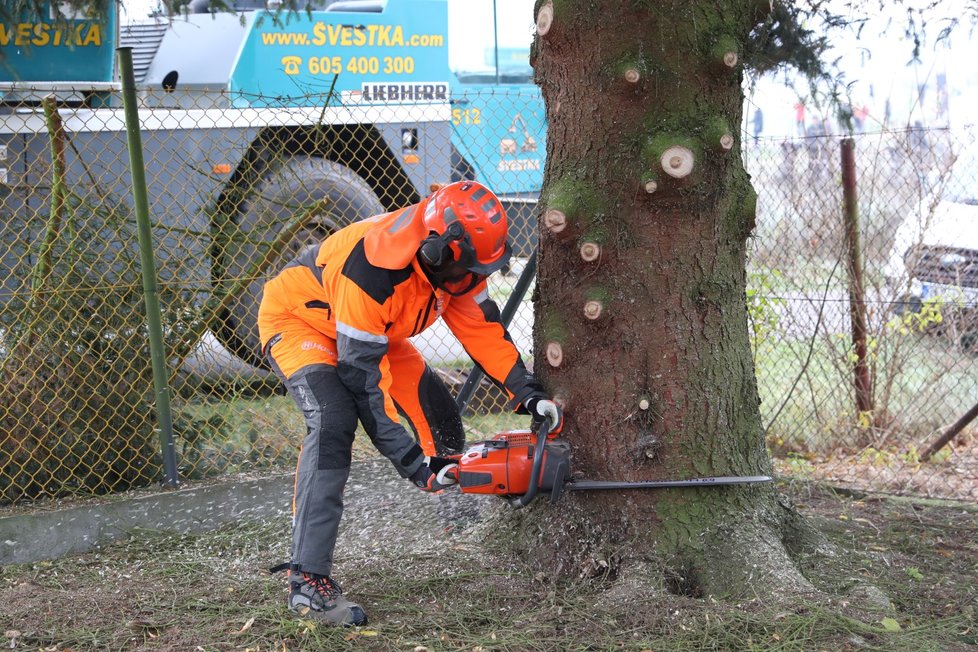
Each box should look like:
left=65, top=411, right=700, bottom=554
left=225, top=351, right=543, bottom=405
left=525, top=0, right=819, bottom=598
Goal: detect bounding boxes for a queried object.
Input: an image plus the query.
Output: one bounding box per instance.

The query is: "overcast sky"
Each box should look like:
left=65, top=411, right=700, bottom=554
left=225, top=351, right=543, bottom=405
left=748, top=0, right=978, bottom=135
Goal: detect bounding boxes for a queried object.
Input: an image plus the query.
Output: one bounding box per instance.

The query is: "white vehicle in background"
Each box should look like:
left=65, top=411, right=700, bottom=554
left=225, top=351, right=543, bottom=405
left=885, top=148, right=978, bottom=347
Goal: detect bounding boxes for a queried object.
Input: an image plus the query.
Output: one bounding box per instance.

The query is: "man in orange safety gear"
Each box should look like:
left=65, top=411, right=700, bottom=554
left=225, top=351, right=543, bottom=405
left=258, top=181, right=562, bottom=626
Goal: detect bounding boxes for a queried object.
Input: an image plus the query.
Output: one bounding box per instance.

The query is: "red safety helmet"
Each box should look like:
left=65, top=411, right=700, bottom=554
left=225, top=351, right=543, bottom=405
left=418, top=181, right=512, bottom=295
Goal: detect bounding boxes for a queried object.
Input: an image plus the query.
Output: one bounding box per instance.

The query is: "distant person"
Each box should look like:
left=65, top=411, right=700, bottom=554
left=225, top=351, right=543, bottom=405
left=806, top=118, right=832, bottom=168
left=793, top=101, right=806, bottom=137
left=752, top=107, right=764, bottom=143
left=780, top=139, right=799, bottom=182
left=910, top=120, right=930, bottom=158
left=805, top=120, right=821, bottom=159
left=853, top=104, right=869, bottom=132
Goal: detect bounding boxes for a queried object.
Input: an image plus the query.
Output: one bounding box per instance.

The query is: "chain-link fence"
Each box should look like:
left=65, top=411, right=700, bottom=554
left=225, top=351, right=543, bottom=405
left=0, top=84, right=538, bottom=504
left=1, top=83, right=975, bottom=506
left=745, top=126, right=978, bottom=500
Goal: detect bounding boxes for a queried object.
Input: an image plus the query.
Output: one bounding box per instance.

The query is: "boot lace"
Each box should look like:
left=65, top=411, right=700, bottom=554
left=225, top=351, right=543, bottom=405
left=303, top=573, right=342, bottom=599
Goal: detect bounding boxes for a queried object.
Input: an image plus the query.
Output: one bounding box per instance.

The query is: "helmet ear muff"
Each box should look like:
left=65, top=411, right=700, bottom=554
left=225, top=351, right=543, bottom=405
left=419, top=221, right=466, bottom=268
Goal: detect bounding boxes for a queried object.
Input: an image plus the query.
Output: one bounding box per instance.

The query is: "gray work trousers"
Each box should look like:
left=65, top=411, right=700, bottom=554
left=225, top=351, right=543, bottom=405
left=278, top=363, right=462, bottom=577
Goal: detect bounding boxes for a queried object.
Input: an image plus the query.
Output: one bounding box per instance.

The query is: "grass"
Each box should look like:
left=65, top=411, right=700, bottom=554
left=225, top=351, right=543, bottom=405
left=1, top=482, right=975, bottom=651
left=174, top=391, right=530, bottom=480
left=755, top=328, right=978, bottom=453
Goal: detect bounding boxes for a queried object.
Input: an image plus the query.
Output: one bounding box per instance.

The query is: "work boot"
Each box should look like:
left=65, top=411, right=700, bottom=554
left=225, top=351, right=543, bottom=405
left=287, top=571, right=368, bottom=626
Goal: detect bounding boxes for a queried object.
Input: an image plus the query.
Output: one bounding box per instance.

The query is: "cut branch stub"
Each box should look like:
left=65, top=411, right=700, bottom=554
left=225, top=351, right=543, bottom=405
left=640, top=171, right=659, bottom=194
left=660, top=146, right=695, bottom=179
left=644, top=135, right=701, bottom=186
left=582, top=287, right=610, bottom=322
left=543, top=208, right=567, bottom=233
left=545, top=341, right=564, bottom=367
left=543, top=317, right=569, bottom=367
left=583, top=300, right=604, bottom=321
left=616, top=58, right=646, bottom=89
left=543, top=178, right=606, bottom=240
left=712, top=36, right=739, bottom=71
left=579, top=241, right=601, bottom=262
left=536, top=1, right=554, bottom=36
left=705, top=118, right=735, bottom=152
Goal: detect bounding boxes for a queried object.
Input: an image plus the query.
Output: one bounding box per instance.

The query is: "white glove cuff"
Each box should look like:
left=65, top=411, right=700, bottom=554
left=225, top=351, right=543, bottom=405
left=435, top=463, right=458, bottom=486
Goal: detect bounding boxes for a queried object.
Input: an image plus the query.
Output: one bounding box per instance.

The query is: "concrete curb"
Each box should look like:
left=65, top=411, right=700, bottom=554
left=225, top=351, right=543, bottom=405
left=0, top=473, right=294, bottom=566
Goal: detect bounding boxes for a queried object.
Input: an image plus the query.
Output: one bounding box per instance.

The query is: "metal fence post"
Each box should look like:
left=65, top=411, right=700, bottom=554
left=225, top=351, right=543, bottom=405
left=840, top=138, right=873, bottom=418
left=118, top=47, right=180, bottom=488
left=921, top=400, right=978, bottom=461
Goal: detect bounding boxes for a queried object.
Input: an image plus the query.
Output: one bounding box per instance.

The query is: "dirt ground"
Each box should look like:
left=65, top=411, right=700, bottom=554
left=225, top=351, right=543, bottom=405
left=776, top=434, right=978, bottom=502
left=1, top=460, right=976, bottom=651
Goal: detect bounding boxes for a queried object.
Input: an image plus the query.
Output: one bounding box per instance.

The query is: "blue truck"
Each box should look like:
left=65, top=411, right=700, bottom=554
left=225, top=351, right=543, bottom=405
left=0, top=0, right=544, bottom=367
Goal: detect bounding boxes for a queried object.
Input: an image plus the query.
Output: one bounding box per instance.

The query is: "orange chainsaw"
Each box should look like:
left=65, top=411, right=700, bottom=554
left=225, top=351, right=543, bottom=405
left=454, top=418, right=773, bottom=508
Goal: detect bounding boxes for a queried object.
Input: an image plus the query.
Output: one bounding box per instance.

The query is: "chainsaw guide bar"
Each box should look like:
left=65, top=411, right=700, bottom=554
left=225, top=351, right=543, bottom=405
left=564, top=475, right=775, bottom=491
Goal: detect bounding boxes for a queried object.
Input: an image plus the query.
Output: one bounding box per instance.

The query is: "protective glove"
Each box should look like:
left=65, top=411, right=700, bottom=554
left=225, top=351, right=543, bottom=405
left=409, top=456, right=459, bottom=492
left=524, top=397, right=563, bottom=434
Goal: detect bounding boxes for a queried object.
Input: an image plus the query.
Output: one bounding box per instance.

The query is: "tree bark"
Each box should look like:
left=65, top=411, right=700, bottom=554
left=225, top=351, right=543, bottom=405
left=524, top=0, right=822, bottom=598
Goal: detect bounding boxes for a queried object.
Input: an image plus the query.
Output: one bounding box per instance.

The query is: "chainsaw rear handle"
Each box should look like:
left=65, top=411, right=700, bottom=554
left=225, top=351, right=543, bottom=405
left=509, top=415, right=551, bottom=508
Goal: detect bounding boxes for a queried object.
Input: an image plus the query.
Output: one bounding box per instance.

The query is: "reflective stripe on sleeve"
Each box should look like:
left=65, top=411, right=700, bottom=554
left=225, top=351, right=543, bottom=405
left=336, top=321, right=388, bottom=345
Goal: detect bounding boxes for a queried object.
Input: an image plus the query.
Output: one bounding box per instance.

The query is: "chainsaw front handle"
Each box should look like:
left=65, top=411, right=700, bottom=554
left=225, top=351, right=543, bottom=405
left=509, top=415, right=551, bottom=508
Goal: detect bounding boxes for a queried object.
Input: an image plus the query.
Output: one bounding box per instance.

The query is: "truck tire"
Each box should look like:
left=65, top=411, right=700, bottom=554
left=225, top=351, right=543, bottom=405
left=213, top=156, right=384, bottom=369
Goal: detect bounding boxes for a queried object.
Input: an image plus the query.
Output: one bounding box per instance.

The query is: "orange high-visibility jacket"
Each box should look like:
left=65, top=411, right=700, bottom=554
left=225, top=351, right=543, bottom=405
left=260, top=204, right=544, bottom=449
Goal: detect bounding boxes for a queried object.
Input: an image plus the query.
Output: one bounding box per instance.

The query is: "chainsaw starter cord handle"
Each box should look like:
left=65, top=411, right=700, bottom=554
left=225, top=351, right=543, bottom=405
left=511, top=415, right=552, bottom=508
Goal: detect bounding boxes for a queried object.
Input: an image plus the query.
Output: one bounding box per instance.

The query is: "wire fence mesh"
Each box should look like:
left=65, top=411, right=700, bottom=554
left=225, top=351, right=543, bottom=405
left=746, top=125, right=978, bottom=500
left=1, top=84, right=975, bottom=506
